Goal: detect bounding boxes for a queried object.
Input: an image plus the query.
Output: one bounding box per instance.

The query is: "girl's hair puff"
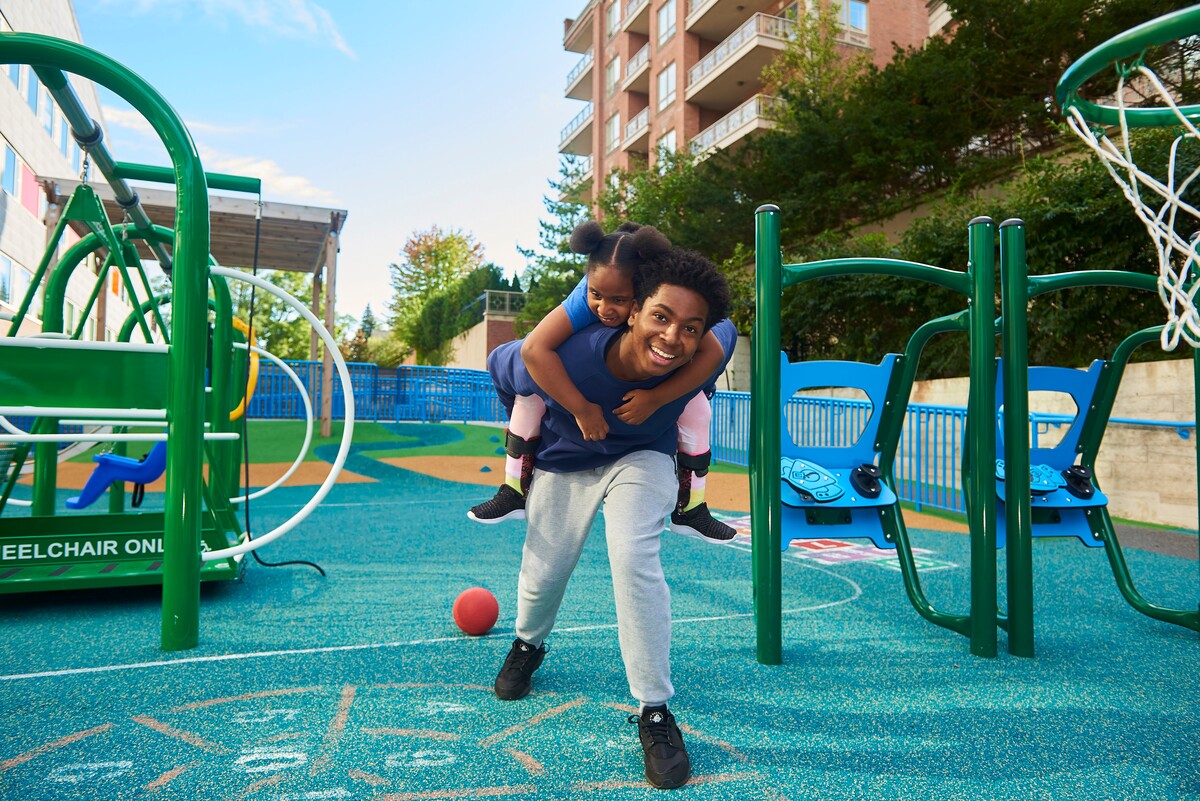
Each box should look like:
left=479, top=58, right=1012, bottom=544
left=568, top=220, right=670, bottom=279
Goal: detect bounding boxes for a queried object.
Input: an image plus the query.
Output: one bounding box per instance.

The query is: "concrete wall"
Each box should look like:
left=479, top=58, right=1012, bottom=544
left=445, top=317, right=517, bottom=371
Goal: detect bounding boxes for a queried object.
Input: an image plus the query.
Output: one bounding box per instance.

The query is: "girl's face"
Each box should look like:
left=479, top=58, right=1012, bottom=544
left=587, top=264, right=636, bottom=327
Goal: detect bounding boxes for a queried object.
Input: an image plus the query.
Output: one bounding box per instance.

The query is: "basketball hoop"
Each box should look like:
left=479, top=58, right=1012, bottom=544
left=1057, top=6, right=1200, bottom=350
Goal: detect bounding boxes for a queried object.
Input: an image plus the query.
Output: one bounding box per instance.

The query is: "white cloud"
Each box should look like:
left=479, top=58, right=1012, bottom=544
left=100, top=105, right=337, bottom=206
left=101, top=106, right=156, bottom=137
left=102, top=105, right=247, bottom=138
left=201, top=152, right=338, bottom=205
left=99, top=0, right=355, bottom=59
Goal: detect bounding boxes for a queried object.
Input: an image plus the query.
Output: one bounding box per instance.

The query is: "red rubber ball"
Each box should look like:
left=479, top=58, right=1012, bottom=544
left=453, top=587, right=499, bottom=636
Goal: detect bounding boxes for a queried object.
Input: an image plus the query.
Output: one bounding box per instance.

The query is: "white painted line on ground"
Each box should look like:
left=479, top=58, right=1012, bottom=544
left=0, top=538, right=862, bottom=684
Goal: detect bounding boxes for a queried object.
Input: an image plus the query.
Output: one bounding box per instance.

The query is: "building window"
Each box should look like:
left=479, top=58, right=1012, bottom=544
left=657, top=2, right=676, bottom=45
left=607, top=1, right=620, bottom=38
left=2, top=145, right=15, bottom=196
left=59, top=116, right=69, bottom=155
left=605, top=113, right=621, bottom=153
left=657, top=63, right=676, bottom=111
left=841, top=0, right=867, bottom=33
left=13, top=265, right=32, bottom=313
left=606, top=56, right=621, bottom=96
left=72, top=142, right=81, bottom=175
left=40, top=91, right=54, bottom=135
left=0, top=254, right=11, bottom=305
left=25, top=71, right=38, bottom=114
left=657, top=129, right=676, bottom=154
left=8, top=61, right=18, bottom=87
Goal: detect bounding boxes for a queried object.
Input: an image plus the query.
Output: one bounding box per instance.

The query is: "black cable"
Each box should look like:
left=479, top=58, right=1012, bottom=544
left=239, top=194, right=324, bottom=576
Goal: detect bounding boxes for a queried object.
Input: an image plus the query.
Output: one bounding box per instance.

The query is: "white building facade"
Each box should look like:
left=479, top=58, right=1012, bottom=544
left=0, top=1, right=136, bottom=340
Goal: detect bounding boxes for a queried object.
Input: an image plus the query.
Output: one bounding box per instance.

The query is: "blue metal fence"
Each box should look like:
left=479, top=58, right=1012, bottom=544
left=245, top=362, right=1192, bottom=517
left=711, top=393, right=970, bottom=514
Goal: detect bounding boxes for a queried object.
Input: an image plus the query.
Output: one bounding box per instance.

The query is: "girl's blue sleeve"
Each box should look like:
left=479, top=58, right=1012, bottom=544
left=560, top=274, right=595, bottom=333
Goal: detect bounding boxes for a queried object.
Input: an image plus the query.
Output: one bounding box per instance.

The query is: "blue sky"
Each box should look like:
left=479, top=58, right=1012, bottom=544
left=73, top=0, right=586, bottom=325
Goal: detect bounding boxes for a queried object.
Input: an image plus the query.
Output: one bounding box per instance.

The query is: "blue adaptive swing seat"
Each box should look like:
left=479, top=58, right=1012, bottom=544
left=65, top=441, right=168, bottom=510
left=994, top=359, right=1108, bottom=548
left=779, top=353, right=901, bottom=551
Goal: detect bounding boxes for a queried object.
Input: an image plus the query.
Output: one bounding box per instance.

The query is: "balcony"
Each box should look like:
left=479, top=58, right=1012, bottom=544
left=622, top=0, right=650, bottom=34
left=685, top=0, right=774, bottom=40
left=563, top=0, right=598, bottom=53
left=622, top=107, right=650, bottom=153
left=928, top=0, right=952, bottom=37
left=559, top=103, right=595, bottom=156
left=689, top=94, right=780, bottom=158
left=561, top=155, right=594, bottom=203
left=621, top=43, right=650, bottom=94
left=566, top=48, right=594, bottom=100
left=685, top=13, right=794, bottom=110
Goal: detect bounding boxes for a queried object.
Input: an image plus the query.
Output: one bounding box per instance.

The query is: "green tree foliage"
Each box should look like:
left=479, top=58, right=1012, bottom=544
left=339, top=327, right=371, bottom=364
left=360, top=305, right=376, bottom=338
left=368, top=333, right=407, bottom=369
left=223, top=268, right=348, bottom=360
left=516, top=158, right=593, bottom=335
left=577, top=0, right=1198, bottom=371
left=407, top=264, right=521, bottom=365
left=787, top=128, right=1186, bottom=377
left=593, top=0, right=1196, bottom=257
left=388, top=225, right=486, bottom=354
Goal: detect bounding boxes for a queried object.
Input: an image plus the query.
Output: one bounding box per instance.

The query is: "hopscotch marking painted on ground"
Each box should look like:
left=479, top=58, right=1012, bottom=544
left=0, top=683, right=760, bottom=798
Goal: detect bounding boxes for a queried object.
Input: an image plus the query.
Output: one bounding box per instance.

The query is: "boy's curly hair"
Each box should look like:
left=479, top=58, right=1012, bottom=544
left=634, top=247, right=731, bottom=332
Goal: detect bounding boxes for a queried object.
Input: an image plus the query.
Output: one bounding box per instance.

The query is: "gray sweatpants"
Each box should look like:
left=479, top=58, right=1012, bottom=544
left=514, top=449, right=677, bottom=707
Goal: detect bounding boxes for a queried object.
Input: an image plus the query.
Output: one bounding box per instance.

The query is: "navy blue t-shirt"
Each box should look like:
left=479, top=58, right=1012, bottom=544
left=488, top=319, right=737, bottom=473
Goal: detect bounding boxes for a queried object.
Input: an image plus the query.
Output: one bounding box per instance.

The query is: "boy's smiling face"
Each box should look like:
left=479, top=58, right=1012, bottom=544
left=608, top=283, right=708, bottom=382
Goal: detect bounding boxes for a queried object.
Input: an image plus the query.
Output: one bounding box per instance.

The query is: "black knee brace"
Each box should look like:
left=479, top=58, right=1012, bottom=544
left=505, top=430, right=539, bottom=459
left=676, top=450, right=711, bottom=478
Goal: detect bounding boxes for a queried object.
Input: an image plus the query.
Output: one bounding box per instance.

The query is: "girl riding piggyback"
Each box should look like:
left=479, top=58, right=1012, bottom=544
left=468, top=220, right=736, bottom=544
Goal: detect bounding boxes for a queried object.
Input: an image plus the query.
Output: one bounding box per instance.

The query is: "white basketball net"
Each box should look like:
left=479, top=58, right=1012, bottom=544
left=1065, top=65, right=1200, bottom=351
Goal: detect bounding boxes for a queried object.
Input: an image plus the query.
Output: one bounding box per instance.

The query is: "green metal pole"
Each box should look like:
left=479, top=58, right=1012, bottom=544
left=114, top=161, right=262, bottom=195
left=0, top=34, right=211, bottom=651
left=999, top=219, right=1034, bottom=657
left=752, top=204, right=783, bottom=665
left=965, top=217, right=998, bottom=657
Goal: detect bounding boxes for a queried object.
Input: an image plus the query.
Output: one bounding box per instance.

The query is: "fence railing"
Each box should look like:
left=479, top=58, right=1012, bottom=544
left=245, top=363, right=1194, bottom=517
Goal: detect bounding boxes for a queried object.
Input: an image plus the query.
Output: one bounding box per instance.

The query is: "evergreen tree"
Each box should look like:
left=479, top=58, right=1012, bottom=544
left=360, top=305, right=376, bottom=338
left=516, top=157, right=592, bottom=336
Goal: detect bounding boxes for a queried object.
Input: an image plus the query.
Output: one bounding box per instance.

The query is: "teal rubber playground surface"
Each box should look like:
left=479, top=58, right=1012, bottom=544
left=1, top=423, right=1197, bottom=800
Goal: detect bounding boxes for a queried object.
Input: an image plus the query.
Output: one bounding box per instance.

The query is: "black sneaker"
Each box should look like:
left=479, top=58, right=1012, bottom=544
left=469, top=484, right=526, bottom=524
left=669, top=503, right=736, bottom=543
left=494, top=638, right=546, bottom=700
left=629, top=705, right=690, bottom=789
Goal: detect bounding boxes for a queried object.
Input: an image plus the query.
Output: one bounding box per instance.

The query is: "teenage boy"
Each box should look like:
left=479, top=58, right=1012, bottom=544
left=485, top=247, right=735, bottom=790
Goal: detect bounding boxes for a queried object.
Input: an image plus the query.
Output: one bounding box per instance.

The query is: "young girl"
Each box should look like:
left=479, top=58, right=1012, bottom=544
left=468, top=220, right=736, bottom=543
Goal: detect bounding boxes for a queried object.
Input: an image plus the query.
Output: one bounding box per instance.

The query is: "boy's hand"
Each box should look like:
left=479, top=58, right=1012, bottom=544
left=614, top=389, right=663, bottom=426
left=574, top=402, right=610, bottom=441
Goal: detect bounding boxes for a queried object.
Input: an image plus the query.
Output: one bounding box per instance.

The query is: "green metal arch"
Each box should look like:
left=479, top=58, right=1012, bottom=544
left=0, top=33, right=211, bottom=651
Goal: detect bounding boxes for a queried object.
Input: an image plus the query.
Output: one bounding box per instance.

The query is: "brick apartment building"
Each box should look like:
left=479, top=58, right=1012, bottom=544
left=559, top=0, right=949, bottom=201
